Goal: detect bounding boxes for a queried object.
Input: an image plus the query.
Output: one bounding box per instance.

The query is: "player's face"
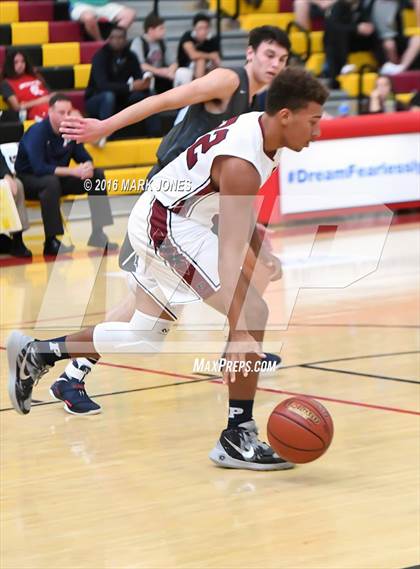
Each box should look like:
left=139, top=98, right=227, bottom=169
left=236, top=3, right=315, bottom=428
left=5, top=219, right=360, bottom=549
left=49, top=101, right=73, bottom=132
left=280, top=102, right=323, bottom=151
left=14, top=53, right=26, bottom=76
left=248, top=41, right=289, bottom=85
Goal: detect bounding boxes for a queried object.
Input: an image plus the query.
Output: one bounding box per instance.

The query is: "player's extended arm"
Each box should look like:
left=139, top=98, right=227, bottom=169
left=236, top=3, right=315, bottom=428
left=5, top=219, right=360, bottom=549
left=217, top=156, right=267, bottom=331
left=59, top=68, right=240, bottom=142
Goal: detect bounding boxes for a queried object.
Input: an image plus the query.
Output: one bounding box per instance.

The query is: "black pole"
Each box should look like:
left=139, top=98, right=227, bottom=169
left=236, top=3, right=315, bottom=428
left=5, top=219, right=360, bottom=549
left=216, top=0, right=222, bottom=56
left=153, top=0, right=159, bottom=15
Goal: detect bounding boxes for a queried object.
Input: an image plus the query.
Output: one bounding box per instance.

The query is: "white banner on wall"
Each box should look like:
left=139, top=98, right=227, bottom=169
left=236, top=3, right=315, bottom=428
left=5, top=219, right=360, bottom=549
left=280, top=132, right=420, bottom=214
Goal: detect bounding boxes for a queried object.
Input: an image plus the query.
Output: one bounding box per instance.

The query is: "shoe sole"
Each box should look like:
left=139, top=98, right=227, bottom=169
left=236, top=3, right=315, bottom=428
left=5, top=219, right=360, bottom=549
left=208, top=447, right=295, bottom=471
left=7, top=331, right=34, bottom=415
left=49, top=388, right=102, bottom=416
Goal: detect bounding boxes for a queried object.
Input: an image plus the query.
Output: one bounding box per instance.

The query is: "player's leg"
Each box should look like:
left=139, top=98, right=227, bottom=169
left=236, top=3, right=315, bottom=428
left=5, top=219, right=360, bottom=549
left=241, top=247, right=282, bottom=371
left=7, top=284, right=175, bottom=415
left=49, top=281, right=137, bottom=415
left=203, top=282, right=294, bottom=471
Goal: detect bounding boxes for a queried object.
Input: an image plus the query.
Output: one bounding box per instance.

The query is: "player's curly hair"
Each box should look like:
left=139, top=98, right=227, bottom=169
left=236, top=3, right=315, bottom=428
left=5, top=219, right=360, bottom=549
left=266, top=68, right=329, bottom=114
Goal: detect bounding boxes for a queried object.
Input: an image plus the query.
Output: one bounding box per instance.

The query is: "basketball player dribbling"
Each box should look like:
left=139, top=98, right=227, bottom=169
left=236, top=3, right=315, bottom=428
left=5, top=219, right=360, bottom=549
left=8, top=68, right=329, bottom=471
left=45, top=26, right=291, bottom=415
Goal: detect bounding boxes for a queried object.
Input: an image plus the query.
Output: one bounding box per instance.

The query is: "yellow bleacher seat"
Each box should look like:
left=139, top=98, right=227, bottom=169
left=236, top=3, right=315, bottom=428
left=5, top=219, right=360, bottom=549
left=348, top=51, right=377, bottom=70
left=23, top=120, right=35, bottom=131
left=42, top=43, right=81, bottom=67
left=104, top=166, right=152, bottom=195
left=86, top=139, right=161, bottom=168
left=209, top=0, right=279, bottom=16
left=338, top=72, right=377, bottom=97
left=310, top=31, right=324, bottom=53
left=0, top=2, right=19, bottom=24
left=290, top=31, right=323, bottom=55
left=0, top=96, right=8, bottom=111
left=305, top=53, right=325, bottom=76
left=396, top=93, right=414, bottom=105
left=403, top=9, right=417, bottom=29
left=290, top=32, right=308, bottom=55
left=12, top=22, right=49, bottom=45
left=405, top=26, right=420, bottom=37
left=74, top=64, right=91, bottom=89
left=239, top=12, right=294, bottom=31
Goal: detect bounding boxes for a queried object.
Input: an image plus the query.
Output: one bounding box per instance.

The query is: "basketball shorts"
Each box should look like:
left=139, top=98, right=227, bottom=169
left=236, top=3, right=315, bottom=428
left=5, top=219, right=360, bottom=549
left=127, top=191, right=220, bottom=305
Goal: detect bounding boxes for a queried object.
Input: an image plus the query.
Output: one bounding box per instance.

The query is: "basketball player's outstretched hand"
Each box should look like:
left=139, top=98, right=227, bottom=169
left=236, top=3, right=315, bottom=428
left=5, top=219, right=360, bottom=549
left=60, top=116, right=105, bottom=143
left=223, top=331, right=265, bottom=384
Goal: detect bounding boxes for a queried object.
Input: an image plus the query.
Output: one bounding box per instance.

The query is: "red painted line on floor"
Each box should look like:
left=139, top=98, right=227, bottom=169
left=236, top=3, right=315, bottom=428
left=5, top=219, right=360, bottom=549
left=1, top=311, right=106, bottom=329
left=1, top=346, right=418, bottom=416
left=0, top=248, right=118, bottom=268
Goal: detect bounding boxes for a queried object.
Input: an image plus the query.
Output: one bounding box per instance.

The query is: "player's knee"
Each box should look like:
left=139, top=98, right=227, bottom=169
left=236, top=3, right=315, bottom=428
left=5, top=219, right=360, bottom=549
left=92, top=310, right=174, bottom=356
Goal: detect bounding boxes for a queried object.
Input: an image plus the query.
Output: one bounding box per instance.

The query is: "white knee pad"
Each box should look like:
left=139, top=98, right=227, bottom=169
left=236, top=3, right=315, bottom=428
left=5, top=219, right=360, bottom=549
left=93, top=310, right=174, bottom=356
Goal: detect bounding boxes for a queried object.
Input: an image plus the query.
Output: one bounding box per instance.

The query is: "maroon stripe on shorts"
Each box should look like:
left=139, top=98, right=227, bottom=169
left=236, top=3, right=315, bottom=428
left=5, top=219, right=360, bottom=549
left=171, top=180, right=216, bottom=215
left=149, top=199, right=216, bottom=299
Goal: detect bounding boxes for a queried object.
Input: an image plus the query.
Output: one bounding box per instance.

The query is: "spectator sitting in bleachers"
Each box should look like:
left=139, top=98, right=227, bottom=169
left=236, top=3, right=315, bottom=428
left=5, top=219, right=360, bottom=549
left=15, top=94, right=117, bottom=257
left=0, top=148, right=31, bottom=258
left=323, top=0, right=377, bottom=88
left=69, top=0, right=135, bottom=41
left=368, top=74, right=407, bottom=112
left=369, top=0, right=400, bottom=65
left=380, top=0, right=420, bottom=74
left=175, top=13, right=221, bottom=86
left=130, top=12, right=178, bottom=95
left=85, top=26, right=158, bottom=138
left=294, top=0, right=337, bottom=30
left=0, top=50, right=53, bottom=122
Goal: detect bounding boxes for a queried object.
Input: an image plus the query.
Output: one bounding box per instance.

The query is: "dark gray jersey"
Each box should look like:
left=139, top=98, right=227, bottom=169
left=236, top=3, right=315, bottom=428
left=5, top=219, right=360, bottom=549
left=151, top=67, right=252, bottom=175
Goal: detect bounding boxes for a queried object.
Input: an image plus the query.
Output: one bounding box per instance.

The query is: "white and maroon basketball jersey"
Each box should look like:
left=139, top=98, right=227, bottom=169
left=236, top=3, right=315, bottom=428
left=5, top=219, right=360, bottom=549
left=146, top=111, right=281, bottom=227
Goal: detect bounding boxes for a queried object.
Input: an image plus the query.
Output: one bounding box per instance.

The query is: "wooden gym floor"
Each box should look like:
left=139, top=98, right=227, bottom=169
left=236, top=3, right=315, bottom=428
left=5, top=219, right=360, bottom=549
left=0, top=215, right=419, bottom=569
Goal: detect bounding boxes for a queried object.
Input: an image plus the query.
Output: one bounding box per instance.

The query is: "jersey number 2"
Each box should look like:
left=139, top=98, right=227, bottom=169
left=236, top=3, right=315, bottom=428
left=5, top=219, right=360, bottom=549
left=186, top=117, right=239, bottom=170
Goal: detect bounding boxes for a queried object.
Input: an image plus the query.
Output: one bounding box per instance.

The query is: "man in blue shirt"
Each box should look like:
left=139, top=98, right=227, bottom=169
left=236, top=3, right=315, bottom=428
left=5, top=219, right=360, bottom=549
left=15, top=94, right=116, bottom=256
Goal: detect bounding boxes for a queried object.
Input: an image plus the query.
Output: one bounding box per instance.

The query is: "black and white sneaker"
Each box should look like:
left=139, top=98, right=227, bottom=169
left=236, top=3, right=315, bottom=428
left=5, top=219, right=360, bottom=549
left=7, top=331, right=51, bottom=415
left=209, top=420, right=294, bottom=471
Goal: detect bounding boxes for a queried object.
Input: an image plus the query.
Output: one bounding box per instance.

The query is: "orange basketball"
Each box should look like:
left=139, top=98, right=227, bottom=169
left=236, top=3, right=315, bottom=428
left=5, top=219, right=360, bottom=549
left=267, top=396, right=334, bottom=464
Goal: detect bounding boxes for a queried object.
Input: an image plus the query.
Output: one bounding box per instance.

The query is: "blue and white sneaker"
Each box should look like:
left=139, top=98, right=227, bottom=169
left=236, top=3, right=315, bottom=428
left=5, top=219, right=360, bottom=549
left=50, top=359, right=101, bottom=415
left=7, top=331, right=51, bottom=415
left=50, top=378, right=101, bottom=415
left=209, top=420, right=294, bottom=471
left=261, top=352, right=282, bottom=373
